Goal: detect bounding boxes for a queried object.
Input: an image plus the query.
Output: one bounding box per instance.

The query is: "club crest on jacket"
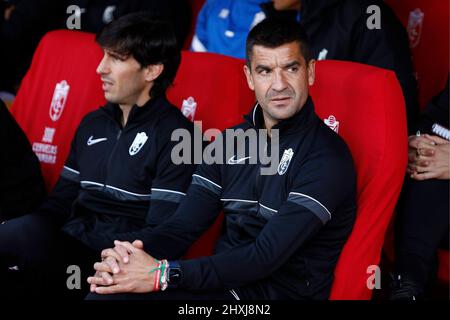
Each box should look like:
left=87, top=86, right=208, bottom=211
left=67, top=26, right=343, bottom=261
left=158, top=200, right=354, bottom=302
left=277, top=148, right=294, bottom=175
left=129, top=132, right=148, bottom=156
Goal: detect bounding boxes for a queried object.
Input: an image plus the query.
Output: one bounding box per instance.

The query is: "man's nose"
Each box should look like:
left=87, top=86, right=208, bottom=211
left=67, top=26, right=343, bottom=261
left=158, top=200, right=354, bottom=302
left=271, top=70, right=288, bottom=92
left=96, top=55, right=109, bottom=75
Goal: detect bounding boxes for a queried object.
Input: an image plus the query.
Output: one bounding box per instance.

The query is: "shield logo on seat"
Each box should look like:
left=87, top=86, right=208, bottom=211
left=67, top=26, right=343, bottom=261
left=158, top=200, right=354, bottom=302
left=277, top=148, right=294, bottom=175
left=324, top=115, right=340, bottom=133
left=49, top=80, right=70, bottom=122
left=181, top=96, right=197, bottom=121
left=407, top=8, right=424, bottom=48
left=129, top=132, right=148, bottom=156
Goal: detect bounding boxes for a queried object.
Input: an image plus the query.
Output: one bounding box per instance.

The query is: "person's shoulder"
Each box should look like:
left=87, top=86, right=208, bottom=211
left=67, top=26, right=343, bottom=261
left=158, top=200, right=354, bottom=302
left=312, top=120, right=353, bottom=162
left=158, top=98, right=195, bottom=133
left=77, top=106, right=109, bottom=130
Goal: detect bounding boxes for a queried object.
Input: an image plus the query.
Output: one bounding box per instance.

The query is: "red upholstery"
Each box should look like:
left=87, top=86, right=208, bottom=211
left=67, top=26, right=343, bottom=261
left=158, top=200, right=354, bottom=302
left=385, top=0, right=449, bottom=109
left=167, top=51, right=255, bottom=131
left=167, top=51, right=255, bottom=259
left=10, top=30, right=105, bottom=192
left=310, top=61, right=408, bottom=299
left=438, top=249, right=449, bottom=283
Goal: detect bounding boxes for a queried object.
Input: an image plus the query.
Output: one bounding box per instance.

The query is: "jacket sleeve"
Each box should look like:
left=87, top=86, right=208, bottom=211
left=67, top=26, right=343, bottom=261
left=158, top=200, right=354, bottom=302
left=109, top=121, right=200, bottom=246
left=417, top=76, right=449, bottom=133
left=176, top=146, right=356, bottom=290
left=111, top=156, right=223, bottom=259
left=351, top=2, right=419, bottom=134
left=145, top=124, right=197, bottom=228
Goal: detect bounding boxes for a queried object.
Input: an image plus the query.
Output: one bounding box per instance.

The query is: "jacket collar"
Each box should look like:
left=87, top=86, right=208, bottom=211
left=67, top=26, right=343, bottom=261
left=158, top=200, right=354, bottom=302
left=243, top=96, right=317, bottom=135
left=101, top=95, right=168, bottom=128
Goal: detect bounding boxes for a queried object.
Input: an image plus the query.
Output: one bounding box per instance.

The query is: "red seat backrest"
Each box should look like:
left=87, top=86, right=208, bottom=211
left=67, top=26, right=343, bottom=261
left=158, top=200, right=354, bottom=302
left=310, top=60, right=408, bottom=299
left=167, top=51, right=255, bottom=259
left=167, top=51, right=255, bottom=130
left=385, top=0, right=449, bottom=109
left=10, top=30, right=105, bottom=192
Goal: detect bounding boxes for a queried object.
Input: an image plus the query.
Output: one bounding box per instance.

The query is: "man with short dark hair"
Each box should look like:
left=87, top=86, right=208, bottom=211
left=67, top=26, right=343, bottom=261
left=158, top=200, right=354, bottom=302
left=265, top=0, right=419, bottom=134
left=88, top=19, right=357, bottom=300
left=0, top=13, right=195, bottom=297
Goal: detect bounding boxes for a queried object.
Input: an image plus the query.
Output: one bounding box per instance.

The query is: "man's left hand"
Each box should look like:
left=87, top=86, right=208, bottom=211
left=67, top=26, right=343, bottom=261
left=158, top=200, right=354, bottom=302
left=88, top=241, right=159, bottom=294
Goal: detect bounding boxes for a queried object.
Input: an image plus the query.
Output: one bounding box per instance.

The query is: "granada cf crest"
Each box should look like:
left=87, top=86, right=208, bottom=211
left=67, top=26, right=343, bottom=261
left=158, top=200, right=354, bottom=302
left=407, top=8, right=424, bottom=48
left=324, top=115, right=340, bottom=133
left=181, top=96, right=197, bottom=121
left=49, top=80, right=70, bottom=122
left=129, top=132, right=148, bottom=156
left=277, top=148, right=294, bottom=175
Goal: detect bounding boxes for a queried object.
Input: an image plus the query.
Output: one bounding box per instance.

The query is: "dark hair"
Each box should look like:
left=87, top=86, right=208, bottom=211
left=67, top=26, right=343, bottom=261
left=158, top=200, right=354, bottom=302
left=245, top=18, right=311, bottom=68
left=96, top=12, right=181, bottom=98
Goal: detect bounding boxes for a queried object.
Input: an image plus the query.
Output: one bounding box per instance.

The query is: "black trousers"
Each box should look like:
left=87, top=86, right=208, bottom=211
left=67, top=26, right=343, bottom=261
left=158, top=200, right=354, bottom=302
left=394, top=177, right=449, bottom=290
left=0, top=213, right=99, bottom=299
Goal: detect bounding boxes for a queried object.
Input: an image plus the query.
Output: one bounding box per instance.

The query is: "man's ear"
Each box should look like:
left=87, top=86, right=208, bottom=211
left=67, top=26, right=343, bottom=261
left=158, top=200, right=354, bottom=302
left=307, top=59, right=316, bottom=86
left=144, top=64, right=164, bottom=82
left=243, top=65, right=255, bottom=91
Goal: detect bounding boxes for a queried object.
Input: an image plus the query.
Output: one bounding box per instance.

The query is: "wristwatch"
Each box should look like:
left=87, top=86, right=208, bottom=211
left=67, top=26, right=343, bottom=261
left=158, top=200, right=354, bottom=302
left=167, top=260, right=182, bottom=289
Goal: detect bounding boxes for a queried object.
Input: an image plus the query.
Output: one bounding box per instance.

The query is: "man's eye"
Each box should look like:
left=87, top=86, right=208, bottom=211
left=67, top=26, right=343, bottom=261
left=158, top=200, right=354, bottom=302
left=259, top=69, right=270, bottom=75
left=110, top=55, right=125, bottom=62
left=287, top=67, right=298, bottom=72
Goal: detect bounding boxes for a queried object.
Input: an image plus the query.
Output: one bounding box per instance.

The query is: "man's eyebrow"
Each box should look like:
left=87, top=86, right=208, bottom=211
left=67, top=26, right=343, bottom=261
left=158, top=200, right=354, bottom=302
left=254, top=64, right=272, bottom=71
left=282, top=61, right=301, bottom=69
left=105, top=50, right=127, bottom=59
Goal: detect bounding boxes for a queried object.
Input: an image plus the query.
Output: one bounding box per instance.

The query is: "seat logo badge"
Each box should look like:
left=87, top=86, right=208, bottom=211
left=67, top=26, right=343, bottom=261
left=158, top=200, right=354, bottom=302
left=49, top=80, right=70, bottom=122
left=278, top=148, right=294, bottom=175
left=181, top=96, right=197, bottom=122
left=129, top=132, right=148, bottom=156
left=407, top=8, right=424, bottom=48
left=324, top=115, right=340, bottom=133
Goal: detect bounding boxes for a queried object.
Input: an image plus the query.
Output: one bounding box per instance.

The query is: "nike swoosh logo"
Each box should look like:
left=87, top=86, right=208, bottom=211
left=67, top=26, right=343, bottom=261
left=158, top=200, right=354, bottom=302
left=87, top=136, right=108, bottom=146
left=227, top=155, right=251, bottom=164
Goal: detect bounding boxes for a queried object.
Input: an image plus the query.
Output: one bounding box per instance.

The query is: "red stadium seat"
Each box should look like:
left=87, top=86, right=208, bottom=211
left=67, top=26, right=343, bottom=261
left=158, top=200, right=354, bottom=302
left=385, top=0, right=449, bottom=109
left=167, top=51, right=255, bottom=259
left=310, top=61, right=408, bottom=299
left=10, top=30, right=105, bottom=192
left=10, top=31, right=408, bottom=299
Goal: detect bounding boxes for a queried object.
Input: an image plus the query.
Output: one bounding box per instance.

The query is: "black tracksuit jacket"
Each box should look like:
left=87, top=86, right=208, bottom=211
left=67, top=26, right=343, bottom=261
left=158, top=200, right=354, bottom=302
left=34, top=96, right=196, bottom=251
left=140, top=97, right=357, bottom=299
